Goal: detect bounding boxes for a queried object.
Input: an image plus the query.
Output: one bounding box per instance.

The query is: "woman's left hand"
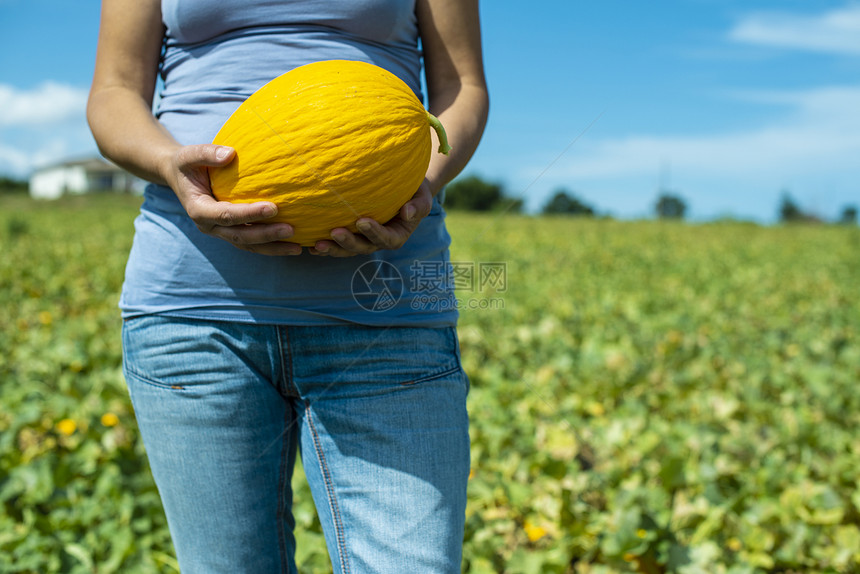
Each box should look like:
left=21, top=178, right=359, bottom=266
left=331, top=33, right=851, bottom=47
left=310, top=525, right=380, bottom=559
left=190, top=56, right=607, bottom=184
left=309, top=180, right=434, bottom=257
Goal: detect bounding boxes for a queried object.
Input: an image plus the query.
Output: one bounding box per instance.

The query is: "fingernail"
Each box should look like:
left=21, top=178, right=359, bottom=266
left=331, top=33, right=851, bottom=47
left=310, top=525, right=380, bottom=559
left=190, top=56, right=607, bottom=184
left=404, top=206, right=416, bottom=221
left=263, top=204, right=277, bottom=218
left=356, top=220, right=372, bottom=232
left=215, top=146, right=232, bottom=161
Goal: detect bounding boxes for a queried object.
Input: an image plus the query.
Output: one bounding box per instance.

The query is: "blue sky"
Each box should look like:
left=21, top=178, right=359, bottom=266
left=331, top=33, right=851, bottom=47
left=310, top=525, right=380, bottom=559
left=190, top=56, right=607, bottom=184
left=1, top=0, right=859, bottom=222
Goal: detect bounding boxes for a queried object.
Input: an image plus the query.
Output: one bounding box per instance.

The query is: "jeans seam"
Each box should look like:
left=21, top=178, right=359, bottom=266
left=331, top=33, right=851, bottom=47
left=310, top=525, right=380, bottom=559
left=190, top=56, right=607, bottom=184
left=277, top=407, right=292, bottom=574
left=276, top=325, right=302, bottom=398
left=306, top=407, right=350, bottom=574
left=122, top=365, right=190, bottom=391
left=400, top=364, right=462, bottom=386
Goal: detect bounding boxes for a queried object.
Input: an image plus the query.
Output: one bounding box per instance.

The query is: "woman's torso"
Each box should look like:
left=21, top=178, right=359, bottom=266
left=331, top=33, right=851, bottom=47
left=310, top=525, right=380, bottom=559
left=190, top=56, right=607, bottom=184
left=119, top=0, right=459, bottom=327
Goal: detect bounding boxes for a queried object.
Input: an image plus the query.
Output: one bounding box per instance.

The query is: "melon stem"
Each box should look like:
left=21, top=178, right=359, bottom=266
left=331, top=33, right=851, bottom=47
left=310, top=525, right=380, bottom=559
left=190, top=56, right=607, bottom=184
left=427, top=112, right=452, bottom=155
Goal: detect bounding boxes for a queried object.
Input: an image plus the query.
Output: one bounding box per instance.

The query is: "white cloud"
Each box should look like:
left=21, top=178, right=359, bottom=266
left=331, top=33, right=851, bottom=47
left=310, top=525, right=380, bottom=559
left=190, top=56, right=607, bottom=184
left=0, top=137, right=90, bottom=176
left=561, top=86, right=860, bottom=180
left=0, top=82, right=89, bottom=127
left=526, top=85, right=860, bottom=220
left=729, top=4, right=860, bottom=55
left=0, top=81, right=97, bottom=176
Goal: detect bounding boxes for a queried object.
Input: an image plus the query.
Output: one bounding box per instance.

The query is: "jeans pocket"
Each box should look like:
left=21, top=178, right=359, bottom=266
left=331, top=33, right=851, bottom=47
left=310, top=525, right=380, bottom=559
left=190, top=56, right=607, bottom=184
left=122, top=316, right=201, bottom=390
left=294, top=325, right=466, bottom=394
left=361, top=325, right=463, bottom=387
left=400, top=364, right=463, bottom=387
left=122, top=315, right=271, bottom=391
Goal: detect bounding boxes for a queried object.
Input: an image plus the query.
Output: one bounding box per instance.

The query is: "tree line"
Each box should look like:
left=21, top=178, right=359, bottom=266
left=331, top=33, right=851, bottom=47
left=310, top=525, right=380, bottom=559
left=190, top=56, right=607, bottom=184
left=4, top=171, right=855, bottom=225
left=444, top=174, right=858, bottom=225
left=0, top=176, right=28, bottom=193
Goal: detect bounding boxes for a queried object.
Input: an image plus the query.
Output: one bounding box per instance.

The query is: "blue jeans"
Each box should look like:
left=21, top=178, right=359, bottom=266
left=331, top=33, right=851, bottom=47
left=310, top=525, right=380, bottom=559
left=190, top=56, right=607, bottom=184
left=121, top=316, right=471, bottom=573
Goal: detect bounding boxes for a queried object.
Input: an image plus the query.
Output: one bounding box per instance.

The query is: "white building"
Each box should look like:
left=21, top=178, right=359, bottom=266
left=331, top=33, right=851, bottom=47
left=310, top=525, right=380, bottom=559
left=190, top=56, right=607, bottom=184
left=29, top=156, right=145, bottom=200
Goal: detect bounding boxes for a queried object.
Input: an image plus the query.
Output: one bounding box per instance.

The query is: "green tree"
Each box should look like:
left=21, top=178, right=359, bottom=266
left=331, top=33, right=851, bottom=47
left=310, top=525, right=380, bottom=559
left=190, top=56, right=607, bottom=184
left=0, top=175, right=28, bottom=193
left=838, top=205, right=857, bottom=225
left=778, top=192, right=822, bottom=223
left=655, top=193, right=686, bottom=220
left=542, top=189, right=595, bottom=216
left=444, top=175, right=520, bottom=212
left=779, top=192, right=803, bottom=222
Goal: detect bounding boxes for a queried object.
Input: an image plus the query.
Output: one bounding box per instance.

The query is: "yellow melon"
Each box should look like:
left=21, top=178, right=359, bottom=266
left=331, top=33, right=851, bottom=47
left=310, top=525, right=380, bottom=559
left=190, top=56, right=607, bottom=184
left=209, top=59, right=450, bottom=246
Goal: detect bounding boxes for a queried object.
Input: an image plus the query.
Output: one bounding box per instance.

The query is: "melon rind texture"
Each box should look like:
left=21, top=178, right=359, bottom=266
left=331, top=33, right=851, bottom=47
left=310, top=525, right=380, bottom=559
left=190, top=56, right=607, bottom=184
left=210, top=60, right=433, bottom=247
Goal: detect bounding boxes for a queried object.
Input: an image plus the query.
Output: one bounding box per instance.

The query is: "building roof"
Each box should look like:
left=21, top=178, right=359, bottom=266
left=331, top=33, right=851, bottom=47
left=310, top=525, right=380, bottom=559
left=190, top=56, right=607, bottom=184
left=32, top=155, right=122, bottom=174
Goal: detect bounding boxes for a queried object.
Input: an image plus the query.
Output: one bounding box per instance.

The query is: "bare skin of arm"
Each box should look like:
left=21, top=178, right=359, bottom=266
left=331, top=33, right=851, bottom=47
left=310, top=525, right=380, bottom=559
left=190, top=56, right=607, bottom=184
left=88, top=0, right=488, bottom=257
left=310, top=0, right=489, bottom=257
left=87, top=0, right=300, bottom=255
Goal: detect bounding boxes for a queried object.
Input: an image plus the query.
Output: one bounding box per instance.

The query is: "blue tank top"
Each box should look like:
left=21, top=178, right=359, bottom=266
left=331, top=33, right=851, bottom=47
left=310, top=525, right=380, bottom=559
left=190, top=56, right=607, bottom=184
left=119, top=0, right=459, bottom=327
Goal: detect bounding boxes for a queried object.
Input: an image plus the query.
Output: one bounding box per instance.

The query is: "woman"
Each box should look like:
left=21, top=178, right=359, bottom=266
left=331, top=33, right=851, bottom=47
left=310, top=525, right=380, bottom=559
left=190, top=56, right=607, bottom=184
left=87, top=0, right=488, bottom=572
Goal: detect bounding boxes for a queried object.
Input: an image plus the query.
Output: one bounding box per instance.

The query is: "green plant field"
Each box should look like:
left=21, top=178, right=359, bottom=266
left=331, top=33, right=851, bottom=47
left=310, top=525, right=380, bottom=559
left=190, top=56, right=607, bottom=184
left=1, top=193, right=859, bottom=573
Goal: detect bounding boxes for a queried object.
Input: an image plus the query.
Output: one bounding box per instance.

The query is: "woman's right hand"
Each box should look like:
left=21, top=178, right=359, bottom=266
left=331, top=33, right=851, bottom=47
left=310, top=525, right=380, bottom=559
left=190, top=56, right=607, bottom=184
left=164, top=144, right=302, bottom=256
left=88, top=0, right=302, bottom=256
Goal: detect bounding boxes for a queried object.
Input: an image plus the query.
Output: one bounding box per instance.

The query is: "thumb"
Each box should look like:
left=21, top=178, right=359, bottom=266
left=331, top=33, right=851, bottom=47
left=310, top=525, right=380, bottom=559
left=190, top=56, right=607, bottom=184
left=403, top=181, right=433, bottom=222
left=177, top=144, right=235, bottom=169
left=213, top=145, right=235, bottom=163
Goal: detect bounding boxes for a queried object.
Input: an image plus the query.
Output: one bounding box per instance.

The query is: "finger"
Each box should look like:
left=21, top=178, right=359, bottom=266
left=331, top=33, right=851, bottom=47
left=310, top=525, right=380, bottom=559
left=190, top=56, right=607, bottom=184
left=186, top=193, right=279, bottom=230
left=209, top=220, right=302, bottom=256
left=176, top=144, right=236, bottom=169
left=309, top=244, right=357, bottom=257
left=317, top=229, right=376, bottom=256
left=309, top=241, right=358, bottom=257
left=354, top=219, right=406, bottom=250
left=209, top=222, right=296, bottom=246
left=401, top=186, right=433, bottom=223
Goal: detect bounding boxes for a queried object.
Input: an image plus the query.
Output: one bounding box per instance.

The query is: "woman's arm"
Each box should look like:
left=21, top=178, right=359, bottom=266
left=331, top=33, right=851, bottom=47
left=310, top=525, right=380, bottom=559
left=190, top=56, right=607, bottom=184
left=87, top=0, right=299, bottom=255
left=417, top=0, right=490, bottom=197
left=311, top=0, right=489, bottom=257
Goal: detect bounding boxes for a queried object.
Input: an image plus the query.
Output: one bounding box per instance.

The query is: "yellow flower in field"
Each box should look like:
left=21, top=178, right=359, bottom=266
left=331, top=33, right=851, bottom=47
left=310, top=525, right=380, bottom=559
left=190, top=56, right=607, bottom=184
left=535, top=365, right=555, bottom=385
left=101, top=412, right=120, bottom=427
left=56, top=418, right=77, bottom=436
left=468, top=468, right=475, bottom=480
left=38, top=311, right=53, bottom=325
left=727, top=537, right=742, bottom=551
left=666, top=329, right=684, bottom=345
left=604, top=350, right=627, bottom=372
left=523, top=520, right=547, bottom=542
left=636, top=528, right=648, bottom=539
left=585, top=401, right=605, bottom=417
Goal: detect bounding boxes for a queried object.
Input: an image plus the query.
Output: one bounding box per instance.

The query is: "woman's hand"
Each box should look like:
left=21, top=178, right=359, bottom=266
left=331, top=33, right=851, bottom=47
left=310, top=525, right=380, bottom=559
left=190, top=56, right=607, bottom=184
left=165, top=144, right=302, bottom=256
left=87, top=0, right=298, bottom=257
left=312, top=0, right=489, bottom=259
left=309, top=179, right=434, bottom=257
